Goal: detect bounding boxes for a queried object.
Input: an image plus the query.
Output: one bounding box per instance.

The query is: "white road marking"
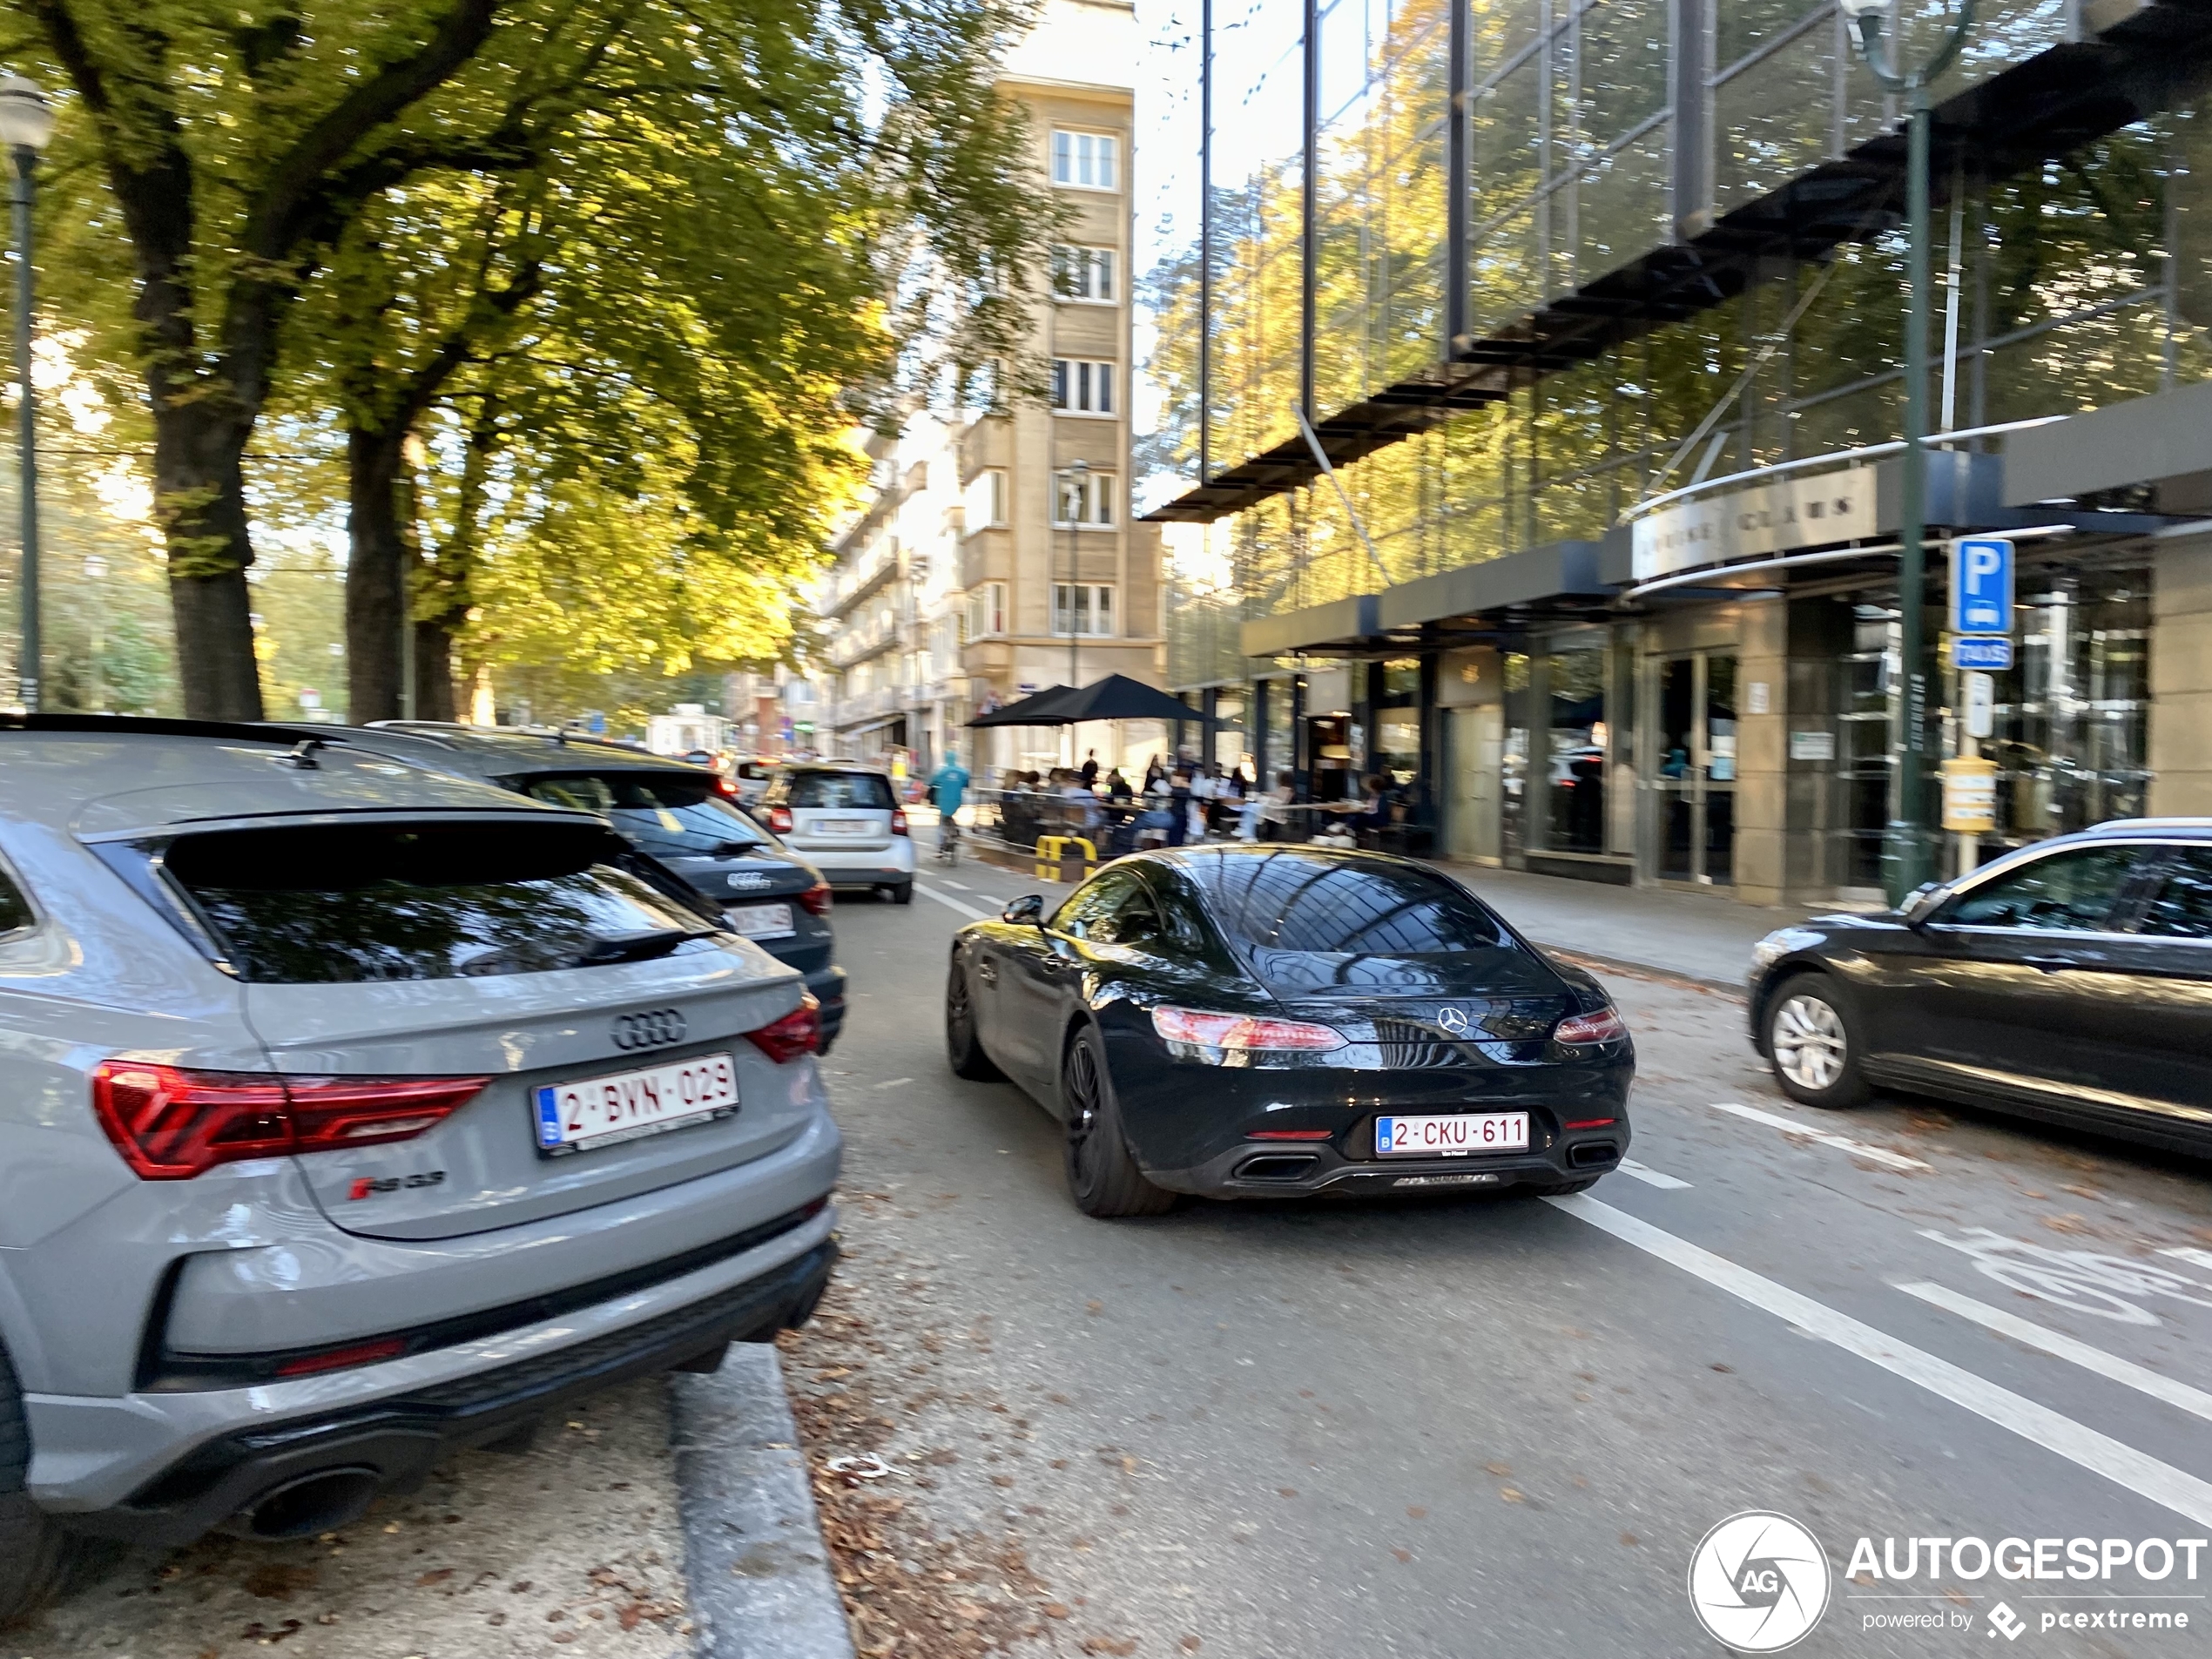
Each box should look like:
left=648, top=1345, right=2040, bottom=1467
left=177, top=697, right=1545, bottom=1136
left=940, top=880, right=971, bottom=891
left=914, top=882, right=989, bottom=921
left=1895, top=1280, right=2212, bottom=1426
left=1708, top=1100, right=1931, bottom=1172
left=1547, top=1194, right=2212, bottom=1528
left=1618, top=1158, right=1692, bottom=1190
left=2161, top=1246, right=2212, bottom=1274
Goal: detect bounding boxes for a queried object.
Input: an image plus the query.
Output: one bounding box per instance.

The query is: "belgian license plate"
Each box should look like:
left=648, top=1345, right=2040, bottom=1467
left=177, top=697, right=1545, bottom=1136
left=535, top=1053, right=738, bottom=1156
left=726, top=901, right=795, bottom=938
left=813, top=819, right=872, bottom=836
left=1374, top=1110, right=1529, bottom=1157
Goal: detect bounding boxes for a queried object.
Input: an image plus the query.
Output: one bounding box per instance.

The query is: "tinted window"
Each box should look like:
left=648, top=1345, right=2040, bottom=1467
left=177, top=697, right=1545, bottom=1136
left=520, top=772, right=767, bottom=858
left=1944, top=846, right=2144, bottom=932
left=1050, top=868, right=1157, bottom=946
left=1199, top=852, right=1510, bottom=954
left=0, top=867, right=30, bottom=934
left=2142, top=847, right=2212, bottom=939
left=784, top=772, right=895, bottom=811
left=160, top=822, right=712, bottom=983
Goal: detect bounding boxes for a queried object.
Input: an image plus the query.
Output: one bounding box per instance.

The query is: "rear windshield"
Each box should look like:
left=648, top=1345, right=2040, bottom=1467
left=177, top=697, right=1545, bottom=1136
left=1184, top=850, right=1547, bottom=995
left=782, top=772, right=894, bottom=811
left=153, top=822, right=714, bottom=983
left=518, top=772, right=769, bottom=858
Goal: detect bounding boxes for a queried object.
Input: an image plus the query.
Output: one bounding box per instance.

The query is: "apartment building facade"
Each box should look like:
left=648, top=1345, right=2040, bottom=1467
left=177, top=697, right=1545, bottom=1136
left=812, top=0, right=1163, bottom=779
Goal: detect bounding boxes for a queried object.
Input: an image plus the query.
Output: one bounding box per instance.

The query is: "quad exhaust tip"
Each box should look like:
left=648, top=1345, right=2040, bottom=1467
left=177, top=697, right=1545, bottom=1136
left=232, top=1467, right=382, bottom=1541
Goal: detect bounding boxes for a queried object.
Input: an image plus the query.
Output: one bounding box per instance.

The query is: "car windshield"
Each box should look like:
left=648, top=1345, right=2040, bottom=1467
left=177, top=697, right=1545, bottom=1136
left=1183, top=849, right=1553, bottom=996
left=784, top=772, right=895, bottom=811
left=155, top=821, right=714, bottom=983
left=520, top=772, right=769, bottom=858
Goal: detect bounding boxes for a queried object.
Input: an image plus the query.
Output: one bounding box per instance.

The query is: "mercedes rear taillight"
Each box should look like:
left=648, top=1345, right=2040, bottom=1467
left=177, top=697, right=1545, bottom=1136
left=1553, top=1007, right=1628, bottom=1044
left=90, top=1062, right=487, bottom=1180
left=1150, top=1007, right=1345, bottom=1052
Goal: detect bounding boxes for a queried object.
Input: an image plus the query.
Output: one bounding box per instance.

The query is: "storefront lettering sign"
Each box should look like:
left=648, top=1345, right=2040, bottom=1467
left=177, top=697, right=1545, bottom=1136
left=1633, top=465, right=1878, bottom=581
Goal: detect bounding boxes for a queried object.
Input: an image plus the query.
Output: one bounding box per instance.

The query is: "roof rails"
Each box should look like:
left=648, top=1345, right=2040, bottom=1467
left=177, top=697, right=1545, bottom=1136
left=0, top=712, right=347, bottom=745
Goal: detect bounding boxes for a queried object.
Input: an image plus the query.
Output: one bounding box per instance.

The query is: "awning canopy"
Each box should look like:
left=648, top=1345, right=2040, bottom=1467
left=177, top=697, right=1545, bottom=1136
left=967, top=674, right=1224, bottom=729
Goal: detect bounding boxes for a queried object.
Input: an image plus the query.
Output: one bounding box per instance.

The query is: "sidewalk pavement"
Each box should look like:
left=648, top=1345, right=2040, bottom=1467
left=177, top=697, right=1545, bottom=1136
left=1432, top=861, right=1838, bottom=991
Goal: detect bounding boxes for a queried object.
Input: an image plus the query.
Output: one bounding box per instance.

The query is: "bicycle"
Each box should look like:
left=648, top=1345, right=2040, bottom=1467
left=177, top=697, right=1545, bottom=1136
left=936, top=814, right=961, bottom=867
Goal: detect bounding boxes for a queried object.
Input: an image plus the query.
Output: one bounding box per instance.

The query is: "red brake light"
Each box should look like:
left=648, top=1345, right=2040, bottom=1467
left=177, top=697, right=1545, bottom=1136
left=90, top=1062, right=487, bottom=1180
left=1554, top=1008, right=1628, bottom=1044
left=1151, top=1007, right=1345, bottom=1052
left=716, top=776, right=739, bottom=796
left=746, top=993, right=822, bottom=1063
left=1563, top=1116, right=1617, bottom=1130
left=273, top=1337, right=410, bottom=1379
left=797, top=880, right=833, bottom=917
left=891, top=808, right=909, bottom=836
left=766, top=806, right=793, bottom=834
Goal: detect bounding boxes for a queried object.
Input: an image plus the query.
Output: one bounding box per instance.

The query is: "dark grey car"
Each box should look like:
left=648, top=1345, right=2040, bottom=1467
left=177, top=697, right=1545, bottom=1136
left=320, top=725, right=846, bottom=1050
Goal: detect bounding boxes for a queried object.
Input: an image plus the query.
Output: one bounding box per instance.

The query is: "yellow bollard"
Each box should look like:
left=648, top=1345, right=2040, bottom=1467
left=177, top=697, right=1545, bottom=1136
left=1034, top=836, right=1098, bottom=881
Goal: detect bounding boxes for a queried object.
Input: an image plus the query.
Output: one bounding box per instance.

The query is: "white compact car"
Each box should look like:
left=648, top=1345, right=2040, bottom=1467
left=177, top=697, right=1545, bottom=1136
left=759, top=765, right=915, bottom=903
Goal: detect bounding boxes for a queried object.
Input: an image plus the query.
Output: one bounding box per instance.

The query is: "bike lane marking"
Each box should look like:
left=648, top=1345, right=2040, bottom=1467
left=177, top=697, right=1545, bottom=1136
left=1617, top=1158, right=1692, bottom=1189
left=914, top=882, right=990, bottom=921
left=1894, top=1280, right=2212, bottom=1426
left=1545, top=1192, right=2212, bottom=1527
left=1707, top=1099, right=1932, bottom=1172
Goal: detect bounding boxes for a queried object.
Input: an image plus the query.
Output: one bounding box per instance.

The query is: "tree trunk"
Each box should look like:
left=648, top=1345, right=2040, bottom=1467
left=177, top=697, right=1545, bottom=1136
left=414, top=610, right=460, bottom=720
left=345, top=422, right=409, bottom=722
left=153, top=408, right=266, bottom=720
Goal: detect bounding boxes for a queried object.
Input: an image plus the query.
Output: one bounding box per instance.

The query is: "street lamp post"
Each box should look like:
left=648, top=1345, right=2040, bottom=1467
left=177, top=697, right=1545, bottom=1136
left=0, top=76, right=53, bottom=713
left=1838, top=0, right=1975, bottom=905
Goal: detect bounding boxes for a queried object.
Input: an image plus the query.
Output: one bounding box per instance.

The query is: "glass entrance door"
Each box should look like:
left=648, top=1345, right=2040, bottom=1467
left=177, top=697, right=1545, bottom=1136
left=1650, top=652, right=1737, bottom=886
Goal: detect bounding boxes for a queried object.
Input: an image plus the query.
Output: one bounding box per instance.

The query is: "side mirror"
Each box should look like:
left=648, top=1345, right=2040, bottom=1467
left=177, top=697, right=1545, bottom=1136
left=1900, top=881, right=1951, bottom=928
left=1002, top=894, right=1046, bottom=927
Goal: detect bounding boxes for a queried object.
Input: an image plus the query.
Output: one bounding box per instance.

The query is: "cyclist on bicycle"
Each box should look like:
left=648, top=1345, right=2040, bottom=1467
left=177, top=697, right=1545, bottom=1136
left=929, top=750, right=971, bottom=861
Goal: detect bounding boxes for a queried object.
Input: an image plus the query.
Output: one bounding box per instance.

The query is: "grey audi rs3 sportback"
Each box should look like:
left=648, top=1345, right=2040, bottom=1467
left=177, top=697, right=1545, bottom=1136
left=0, top=715, right=840, bottom=1622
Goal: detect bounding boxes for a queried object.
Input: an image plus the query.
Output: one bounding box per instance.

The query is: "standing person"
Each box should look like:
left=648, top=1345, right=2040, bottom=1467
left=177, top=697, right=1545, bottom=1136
left=1163, top=768, right=1193, bottom=847
left=1080, top=749, right=1099, bottom=789
left=1143, top=755, right=1165, bottom=793
left=1258, top=769, right=1295, bottom=842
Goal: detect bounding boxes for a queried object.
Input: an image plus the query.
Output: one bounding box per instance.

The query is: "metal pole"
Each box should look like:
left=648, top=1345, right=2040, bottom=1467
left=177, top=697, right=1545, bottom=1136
left=12, top=145, right=37, bottom=711
left=1882, top=85, right=1935, bottom=904
left=1197, top=0, right=1211, bottom=486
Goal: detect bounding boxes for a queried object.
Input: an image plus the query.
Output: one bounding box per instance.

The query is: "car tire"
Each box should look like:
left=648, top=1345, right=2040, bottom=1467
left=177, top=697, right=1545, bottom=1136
left=1, top=1342, right=75, bottom=1629
left=1061, top=1028, right=1175, bottom=1219
left=1764, top=973, right=1871, bottom=1109
left=892, top=881, right=914, bottom=906
left=945, top=960, right=1003, bottom=1082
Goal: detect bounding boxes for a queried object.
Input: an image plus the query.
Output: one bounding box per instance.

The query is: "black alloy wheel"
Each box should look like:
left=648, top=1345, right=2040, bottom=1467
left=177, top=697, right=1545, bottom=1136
left=945, top=960, right=1002, bottom=1081
left=1061, top=1028, right=1174, bottom=1218
left=0, top=1343, right=77, bottom=1627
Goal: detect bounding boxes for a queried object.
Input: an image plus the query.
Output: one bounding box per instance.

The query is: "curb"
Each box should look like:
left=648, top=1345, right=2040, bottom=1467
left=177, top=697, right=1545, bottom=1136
left=1533, top=942, right=1747, bottom=1000
left=668, top=1345, right=854, bottom=1659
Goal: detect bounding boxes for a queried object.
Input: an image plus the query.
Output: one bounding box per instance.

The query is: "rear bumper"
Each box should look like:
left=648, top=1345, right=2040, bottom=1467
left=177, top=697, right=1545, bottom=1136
left=30, top=1224, right=837, bottom=1546
left=799, top=846, right=915, bottom=884
left=806, top=964, right=849, bottom=1048
left=1149, top=1134, right=1627, bottom=1197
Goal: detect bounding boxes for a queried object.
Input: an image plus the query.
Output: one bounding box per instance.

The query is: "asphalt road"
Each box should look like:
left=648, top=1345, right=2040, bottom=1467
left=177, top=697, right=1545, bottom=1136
left=786, top=866, right=2212, bottom=1659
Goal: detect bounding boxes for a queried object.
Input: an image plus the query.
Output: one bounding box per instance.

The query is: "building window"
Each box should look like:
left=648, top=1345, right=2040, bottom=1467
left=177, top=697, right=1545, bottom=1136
left=1053, top=471, right=1116, bottom=528
left=1053, top=245, right=1116, bottom=303
left=966, top=582, right=1007, bottom=640
left=964, top=469, right=1008, bottom=529
left=1053, top=583, right=1116, bottom=637
left=1051, top=131, right=1117, bottom=190
left=1051, top=359, right=1116, bottom=416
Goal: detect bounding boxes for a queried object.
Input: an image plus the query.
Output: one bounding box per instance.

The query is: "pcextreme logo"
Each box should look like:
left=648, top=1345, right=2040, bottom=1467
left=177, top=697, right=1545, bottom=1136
left=1688, top=1511, right=1832, bottom=1652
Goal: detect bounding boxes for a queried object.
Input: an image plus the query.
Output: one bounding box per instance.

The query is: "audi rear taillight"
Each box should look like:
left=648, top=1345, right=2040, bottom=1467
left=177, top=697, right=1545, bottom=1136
left=891, top=808, right=909, bottom=837
left=1553, top=1007, right=1628, bottom=1045
left=766, top=806, right=793, bottom=834
left=797, top=880, right=833, bottom=917
left=90, top=1062, right=487, bottom=1180
left=746, top=993, right=822, bottom=1063
left=1151, top=1007, right=1345, bottom=1052
left=716, top=776, right=739, bottom=797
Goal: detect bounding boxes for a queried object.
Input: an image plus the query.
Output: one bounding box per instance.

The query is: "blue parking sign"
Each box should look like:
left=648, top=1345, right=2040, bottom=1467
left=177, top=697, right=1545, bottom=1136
left=1950, top=537, right=2013, bottom=636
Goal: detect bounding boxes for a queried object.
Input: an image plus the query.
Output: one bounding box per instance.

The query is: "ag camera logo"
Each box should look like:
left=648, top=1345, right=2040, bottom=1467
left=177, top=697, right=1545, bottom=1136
left=1689, top=1511, right=1832, bottom=1652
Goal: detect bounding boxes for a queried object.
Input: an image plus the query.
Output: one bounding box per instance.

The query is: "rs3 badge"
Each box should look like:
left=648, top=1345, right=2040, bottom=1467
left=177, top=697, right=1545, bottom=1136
left=347, top=1171, right=447, bottom=1201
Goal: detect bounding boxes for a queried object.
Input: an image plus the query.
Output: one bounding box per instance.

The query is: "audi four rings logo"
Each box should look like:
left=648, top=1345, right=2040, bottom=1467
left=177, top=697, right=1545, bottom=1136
left=1435, top=1007, right=1471, bottom=1035
left=612, top=1008, right=687, bottom=1050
